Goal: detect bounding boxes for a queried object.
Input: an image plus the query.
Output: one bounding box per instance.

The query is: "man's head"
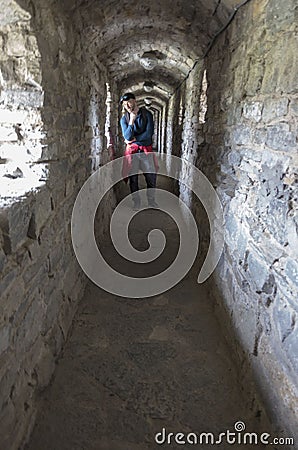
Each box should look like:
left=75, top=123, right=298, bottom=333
left=120, top=92, right=137, bottom=113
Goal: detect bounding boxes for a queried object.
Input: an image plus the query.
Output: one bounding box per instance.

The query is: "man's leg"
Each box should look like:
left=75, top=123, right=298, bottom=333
left=129, top=174, right=140, bottom=208
left=129, top=154, right=141, bottom=209
left=140, top=153, right=158, bottom=207
left=144, top=172, right=157, bottom=207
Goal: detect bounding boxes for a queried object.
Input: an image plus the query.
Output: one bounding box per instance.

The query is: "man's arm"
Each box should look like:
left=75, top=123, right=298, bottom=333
left=120, top=116, right=135, bottom=141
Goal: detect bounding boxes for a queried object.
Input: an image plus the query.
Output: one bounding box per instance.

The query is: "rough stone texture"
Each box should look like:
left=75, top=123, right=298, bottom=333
left=78, top=0, right=227, bottom=86
left=0, top=1, right=118, bottom=449
left=192, top=0, right=297, bottom=442
left=0, top=0, right=297, bottom=448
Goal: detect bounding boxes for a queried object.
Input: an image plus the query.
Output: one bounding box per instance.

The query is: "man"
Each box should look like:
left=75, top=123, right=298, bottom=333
left=120, top=92, right=159, bottom=210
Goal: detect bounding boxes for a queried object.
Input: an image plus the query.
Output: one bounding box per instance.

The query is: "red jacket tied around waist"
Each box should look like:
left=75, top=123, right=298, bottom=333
left=122, top=143, right=159, bottom=182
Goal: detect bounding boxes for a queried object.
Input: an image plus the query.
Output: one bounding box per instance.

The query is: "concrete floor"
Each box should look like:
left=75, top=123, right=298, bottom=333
left=25, top=181, right=266, bottom=450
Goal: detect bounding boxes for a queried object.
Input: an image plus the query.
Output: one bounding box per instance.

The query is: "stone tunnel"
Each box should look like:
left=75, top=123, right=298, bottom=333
left=0, top=0, right=297, bottom=448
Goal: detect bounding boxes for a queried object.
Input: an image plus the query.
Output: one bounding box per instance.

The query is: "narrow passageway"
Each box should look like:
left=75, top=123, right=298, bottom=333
left=26, top=179, right=263, bottom=450
left=0, top=0, right=297, bottom=448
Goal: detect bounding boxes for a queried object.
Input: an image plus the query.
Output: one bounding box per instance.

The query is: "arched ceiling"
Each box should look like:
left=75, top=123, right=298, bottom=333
left=124, top=82, right=169, bottom=103
left=62, top=0, right=243, bottom=100
left=119, top=70, right=179, bottom=95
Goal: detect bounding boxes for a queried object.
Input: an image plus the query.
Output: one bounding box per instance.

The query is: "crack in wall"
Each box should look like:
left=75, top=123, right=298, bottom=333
left=212, top=0, right=222, bottom=16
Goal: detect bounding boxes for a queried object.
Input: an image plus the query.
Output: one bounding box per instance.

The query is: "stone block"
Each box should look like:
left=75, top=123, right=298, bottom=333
left=48, top=244, right=64, bottom=272
left=6, top=33, right=26, bottom=57
left=257, top=235, right=285, bottom=265
left=0, top=268, right=17, bottom=297
left=44, top=322, right=65, bottom=358
left=64, top=174, right=76, bottom=198
left=261, top=199, right=288, bottom=247
left=247, top=253, right=268, bottom=291
left=14, top=295, right=46, bottom=356
left=26, top=35, right=38, bottom=52
left=41, top=289, right=63, bottom=335
left=224, top=212, right=240, bottom=244
left=232, top=126, right=251, bottom=146
left=0, top=197, right=32, bottom=253
left=261, top=273, right=276, bottom=296
left=10, top=286, right=34, bottom=330
left=19, top=335, right=44, bottom=379
left=0, top=60, right=14, bottom=82
left=34, top=343, right=56, bottom=390
left=260, top=52, right=277, bottom=95
left=260, top=308, right=272, bottom=336
left=242, top=101, right=263, bottom=122
left=262, top=98, right=289, bottom=122
left=289, top=99, right=298, bottom=116
left=42, top=273, right=60, bottom=303
left=236, top=232, right=248, bottom=262
left=265, top=124, right=296, bottom=152
left=238, top=158, right=260, bottom=176
left=22, top=259, right=48, bottom=286
left=284, top=330, right=298, bottom=373
left=252, top=127, right=267, bottom=146
left=12, top=57, right=27, bottom=85
left=273, top=297, right=294, bottom=342
left=34, top=188, right=53, bottom=236
left=285, top=217, right=298, bottom=259
left=276, top=36, right=297, bottom=94
left=284, top=259, right=298, bottom=287
left=227, top=151, right=241, bottom=167
left=0, top=277, right=25, bottom=322
left=245, top=59, right=265, bottom=96
left=0, top=324, right=10, bottom=353
left=0, top=89, right=44, bottom=108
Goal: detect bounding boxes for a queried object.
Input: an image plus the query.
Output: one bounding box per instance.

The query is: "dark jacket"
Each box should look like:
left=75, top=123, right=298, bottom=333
left=120, top=107, right=154, bottom=146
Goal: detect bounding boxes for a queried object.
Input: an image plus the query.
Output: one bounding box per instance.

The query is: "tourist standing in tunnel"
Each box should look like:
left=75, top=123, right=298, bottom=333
left=120, top=92, right=159, bottom=210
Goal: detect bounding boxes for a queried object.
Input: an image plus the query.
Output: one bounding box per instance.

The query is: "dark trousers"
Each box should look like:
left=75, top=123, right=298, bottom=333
left=129, top=152, right=157, bottom=206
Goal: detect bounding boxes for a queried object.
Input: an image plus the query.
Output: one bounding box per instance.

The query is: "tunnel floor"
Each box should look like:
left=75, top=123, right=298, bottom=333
left=25, top=179, right=264, bottom=450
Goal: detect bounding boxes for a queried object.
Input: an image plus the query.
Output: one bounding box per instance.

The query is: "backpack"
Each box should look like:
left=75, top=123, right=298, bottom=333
left=124, top=106, right=148, bottom=128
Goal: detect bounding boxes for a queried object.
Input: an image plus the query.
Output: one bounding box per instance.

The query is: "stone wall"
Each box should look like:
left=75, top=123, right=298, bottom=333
left=198, top=0, right=297, bottom=440
left=1, top=0, right=297, bottom=447
left=178, top=63, right=205, bottom=211
left=0, top=0, right=46, bottom=199
left=0, top=1, right=117, bottom=448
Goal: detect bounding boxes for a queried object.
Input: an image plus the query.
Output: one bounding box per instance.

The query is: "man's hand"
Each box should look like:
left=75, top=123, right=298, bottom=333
left=125, top=138, right=136, bottom=144
left=129, top=106, right=139, bottom=125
